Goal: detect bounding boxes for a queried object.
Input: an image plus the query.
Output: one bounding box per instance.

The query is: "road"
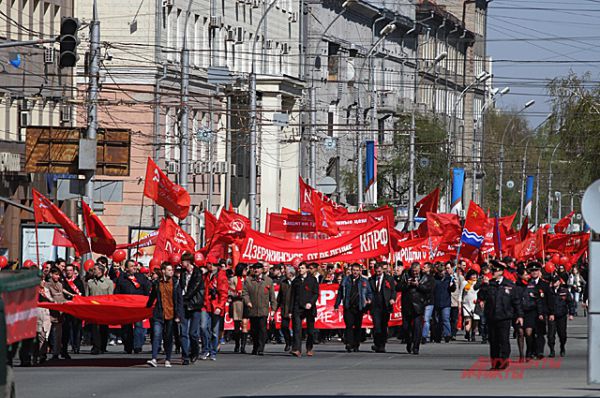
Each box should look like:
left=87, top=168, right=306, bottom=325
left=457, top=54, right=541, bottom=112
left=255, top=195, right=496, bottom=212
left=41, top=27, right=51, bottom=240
left=14, top=316, right=599, bottom=398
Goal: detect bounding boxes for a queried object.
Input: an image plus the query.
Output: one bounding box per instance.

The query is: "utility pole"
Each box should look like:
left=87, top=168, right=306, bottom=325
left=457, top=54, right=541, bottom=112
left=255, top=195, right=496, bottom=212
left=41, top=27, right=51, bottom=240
left=85, top=0, right=100, bottom=202
left=309, top=87, right=317, bottom=185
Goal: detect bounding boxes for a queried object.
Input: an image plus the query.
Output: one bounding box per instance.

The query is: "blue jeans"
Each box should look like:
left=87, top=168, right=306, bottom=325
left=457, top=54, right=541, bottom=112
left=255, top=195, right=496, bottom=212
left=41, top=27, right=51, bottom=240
left=134, top=320, right=146, bottom=350
left=434, top=306, right=451, bottom=338
left=422, top=304, right=434, bottom=340
left=200, top=311, right=222, bottom=357
left=151, top=319, right=174, bottom=361
left=181, top=310, right=202, bottom=360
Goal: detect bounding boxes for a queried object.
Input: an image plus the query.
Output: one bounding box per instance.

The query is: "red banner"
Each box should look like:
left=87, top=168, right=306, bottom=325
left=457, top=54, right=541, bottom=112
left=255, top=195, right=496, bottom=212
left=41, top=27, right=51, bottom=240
left=392, top=236, right=456, bottom=264
left=267, top=207, right=394, bottom=240
left=3, top=287, right=38, bottom=344
left=39, top=295, right=153, bottom=325
left=143, top=157, right=190, bottom=220
left=223, top=284, right=402, bottom=330
left=240, top=220, right=390, bottom=264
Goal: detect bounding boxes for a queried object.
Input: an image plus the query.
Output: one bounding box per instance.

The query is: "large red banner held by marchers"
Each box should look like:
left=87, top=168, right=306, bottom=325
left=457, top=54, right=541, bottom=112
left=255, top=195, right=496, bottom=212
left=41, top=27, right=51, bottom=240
left=239, top=220, right=391, bottom=264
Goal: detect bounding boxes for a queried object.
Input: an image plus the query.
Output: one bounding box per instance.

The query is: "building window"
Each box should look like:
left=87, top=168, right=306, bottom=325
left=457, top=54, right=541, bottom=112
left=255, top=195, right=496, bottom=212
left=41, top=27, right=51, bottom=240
left=327, top=42, right=340, bottom=81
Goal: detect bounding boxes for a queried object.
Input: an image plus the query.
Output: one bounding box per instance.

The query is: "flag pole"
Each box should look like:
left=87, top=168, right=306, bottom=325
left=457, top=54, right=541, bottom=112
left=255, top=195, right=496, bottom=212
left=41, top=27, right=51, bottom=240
left=34, top=221, right=41, bottom=269
left=135, top=193, right=146, bottom=263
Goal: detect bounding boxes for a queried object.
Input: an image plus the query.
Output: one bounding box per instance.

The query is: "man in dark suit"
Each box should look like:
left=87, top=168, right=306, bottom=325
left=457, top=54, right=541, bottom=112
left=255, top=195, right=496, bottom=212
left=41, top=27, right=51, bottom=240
left=290, top=262, right=319, bottom=357
left=369, top=262, right=396, bottom=353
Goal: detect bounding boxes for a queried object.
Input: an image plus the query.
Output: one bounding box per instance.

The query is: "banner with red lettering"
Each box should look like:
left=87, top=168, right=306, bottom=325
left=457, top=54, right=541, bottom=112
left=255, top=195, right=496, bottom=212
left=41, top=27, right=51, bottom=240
left=240, top=220, right=390, bottom=264
left=267, top=207, right=394, bottom=239
left=223, top=284, right=402, bottom=330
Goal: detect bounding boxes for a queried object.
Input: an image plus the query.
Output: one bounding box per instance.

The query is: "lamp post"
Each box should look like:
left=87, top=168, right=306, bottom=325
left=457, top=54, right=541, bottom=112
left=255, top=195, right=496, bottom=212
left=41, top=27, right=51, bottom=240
left=408, top=51, right=447, bottom=230
left=498, top=99, right=535, bottom=217
left=472, top=86, right=509, bottom=204
left=249, top=0, right=278, bottom=229
left=547, top=142, right=560, bottom=225
left=355, top=21, right=397, bottom=207
left=308, top=0, right=354, bottom=186
left=446, top=70, right=492, bottom=208
left=518, top=113, right=552, bottom=226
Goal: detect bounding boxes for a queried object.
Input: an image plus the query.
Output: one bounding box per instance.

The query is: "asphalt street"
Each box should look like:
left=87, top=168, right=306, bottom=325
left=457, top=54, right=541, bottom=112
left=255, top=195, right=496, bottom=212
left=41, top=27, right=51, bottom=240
left=14, top=316, right=599, bottom=398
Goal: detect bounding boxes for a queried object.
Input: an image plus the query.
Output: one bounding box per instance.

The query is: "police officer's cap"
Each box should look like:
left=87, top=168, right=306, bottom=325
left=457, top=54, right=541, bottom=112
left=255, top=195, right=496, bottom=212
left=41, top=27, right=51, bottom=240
left=527, top=262, right=542, bottom=272
left=490, top=260, right=506, bottom=271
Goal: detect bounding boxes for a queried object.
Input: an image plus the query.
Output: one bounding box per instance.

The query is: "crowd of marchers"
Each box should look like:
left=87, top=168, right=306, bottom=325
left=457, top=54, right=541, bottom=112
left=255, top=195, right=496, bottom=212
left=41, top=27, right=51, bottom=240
left=7, top=254, right=588, bottom=370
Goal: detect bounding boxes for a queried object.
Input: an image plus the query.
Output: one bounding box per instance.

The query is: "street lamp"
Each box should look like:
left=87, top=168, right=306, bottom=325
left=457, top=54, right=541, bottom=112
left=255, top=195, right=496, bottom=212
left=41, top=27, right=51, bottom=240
left=308, top=0, right=354, bottom=186
left=518, top=113, right=552, bottom=226
left=446, top=70, right=492, bottom=208
left=472, top=86, right=510, bottom=204
left=498, top=99, right=535, bottom=217
left=249, top=0, right=279, bottom=229
left=407, top=50, right=447, bottom=230
left=356, top=20, right=397, bottom=207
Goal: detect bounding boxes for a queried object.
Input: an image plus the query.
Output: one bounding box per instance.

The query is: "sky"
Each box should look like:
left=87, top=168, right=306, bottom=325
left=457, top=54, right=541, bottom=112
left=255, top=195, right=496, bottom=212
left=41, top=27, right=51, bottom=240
left=486, top=0, right=600, bottom=126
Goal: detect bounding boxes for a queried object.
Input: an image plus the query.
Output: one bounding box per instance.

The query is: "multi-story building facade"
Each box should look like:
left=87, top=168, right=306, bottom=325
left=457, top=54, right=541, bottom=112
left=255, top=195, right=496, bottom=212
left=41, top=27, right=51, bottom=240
left=0, top=0, right=75, bottom=259
left=75, top=0, right=305, bottom=242
left=305, top=0, right=416, bottom=208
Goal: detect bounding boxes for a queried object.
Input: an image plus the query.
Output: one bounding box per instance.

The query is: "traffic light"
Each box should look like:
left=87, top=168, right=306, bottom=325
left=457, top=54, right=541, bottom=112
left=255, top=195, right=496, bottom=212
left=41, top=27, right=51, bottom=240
left=59, top=17, right=80, bottom=68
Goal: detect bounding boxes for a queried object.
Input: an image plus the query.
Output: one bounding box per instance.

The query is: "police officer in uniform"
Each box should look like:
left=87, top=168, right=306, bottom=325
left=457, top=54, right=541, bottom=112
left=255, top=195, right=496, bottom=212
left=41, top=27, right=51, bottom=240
left=528, top=262, right=555, bottom=359
left=481, top=260, right=523, bottom=370
left=547, top=275, right=575, bottom=357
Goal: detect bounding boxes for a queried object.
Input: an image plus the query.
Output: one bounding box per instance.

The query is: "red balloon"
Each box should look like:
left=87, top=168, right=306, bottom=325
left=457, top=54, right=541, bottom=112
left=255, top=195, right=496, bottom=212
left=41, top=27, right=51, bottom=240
left=470, top=263, right=481, bottom=274
left=149, top=258, right=161, bottom=271
left=84, top=259, right=96, bottom=272
left=551, top=254, right=561, bottom=264
left=194, top=252, right=205, bottom=266
left=559, top=256, right=569, bottom=266
left=0, top=256, right=8, bottom=269
left=22, top=259, right=34, bottom=268
left=169, top=252, right=182, bottom=265
left=140, top=267, right=150, bottom=274
left=112, top=249, right=127, bottom=263
left=291, top=257, right=301, bottom=268
left=544, top=262, right=556, bottom=274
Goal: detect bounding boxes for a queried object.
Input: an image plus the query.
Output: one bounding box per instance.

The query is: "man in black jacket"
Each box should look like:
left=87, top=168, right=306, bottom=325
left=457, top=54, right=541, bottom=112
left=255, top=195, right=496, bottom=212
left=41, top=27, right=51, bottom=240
left=399, top=262, right=434, bottom=355
left=277, top=266, right=296, bottom=352
left=146, top=262, right=184, bottom=368
left=483, top=260, right=524, bottom=370
left=290, top=263, right=319, bottom=357
left=369, top=262, right=396, bottom=353
left=528, top=262, right=555, bottom=359
left=115, top=259, right=151, bottom=354
left=180, top=252, right=204, bottom=365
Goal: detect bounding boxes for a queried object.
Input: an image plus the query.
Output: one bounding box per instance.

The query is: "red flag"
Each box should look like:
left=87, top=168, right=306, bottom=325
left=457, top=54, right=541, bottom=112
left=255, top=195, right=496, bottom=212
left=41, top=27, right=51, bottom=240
left=554, top=211, right=575, bottom=234
left=416, top=187, right=440, bottom=218
left=215, top=209, right=251, bottom=236
left=82, top=200, right=116, bottom=256
left=426, top=213, right=461, bottom=243
left=52, top=229, right=74, bottom=248
left=281, top=207, right=300, bottom=215
left=493, top=215, right=505, bottom=258
left=204, top=210, right=218, bottom=243
left=460, top=201, right=488, bottom=249
left=154, top=217, right=196, bottom=263
left=143, top=157, right=191, bottom=220
left=520, top=216, right=529, bottom=242
left=32, top=189, right=90, bottom=255
left=299, top=177, right=347, bottom=216
left=499, top=213, right=517, bottom=235
left=312, top=190, right=340, bottom=236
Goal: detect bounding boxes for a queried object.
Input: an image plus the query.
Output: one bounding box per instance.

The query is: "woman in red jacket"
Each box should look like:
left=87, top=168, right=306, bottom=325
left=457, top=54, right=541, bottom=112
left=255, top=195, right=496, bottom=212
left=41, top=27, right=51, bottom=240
left=200, top=261, right=229, bottom=360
